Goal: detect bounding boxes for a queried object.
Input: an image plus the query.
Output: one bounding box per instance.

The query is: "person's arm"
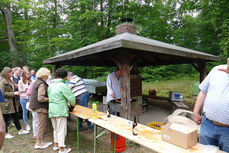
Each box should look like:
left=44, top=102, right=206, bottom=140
left=0, top=81, right=16, bottom=98
left=0, top=108, right=5, bottom=150
left=0, top=90, right=5, bottom=103
left=106, top=74, right=115, bottom=98
left=62, top=84, right=75, bottom=106
left=37, top=84, right=49, bottom=102
left=193, top=91, right=207, bottom=125
left=18, top=81, right=27, bottom=93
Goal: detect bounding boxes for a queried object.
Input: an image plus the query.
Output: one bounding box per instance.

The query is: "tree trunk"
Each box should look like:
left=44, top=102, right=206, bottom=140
left=22, top=50, right=27, bottom=66
left=22, top=0, right=29, bottom=66
left=100, top=0, right=104, bottom=39
left=1, top=3, right=18, bottom=67
left=106, top=0, right=112, bottom=37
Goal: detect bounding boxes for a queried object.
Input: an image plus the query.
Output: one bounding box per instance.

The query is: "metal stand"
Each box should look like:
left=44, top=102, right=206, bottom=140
left=93, top=124, right=116, bottom=153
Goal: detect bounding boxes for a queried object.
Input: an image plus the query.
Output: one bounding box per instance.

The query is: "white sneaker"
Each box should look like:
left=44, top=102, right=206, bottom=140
left=18, top=130, right=29, bottom=135
left=53, top=146, right=59, bottom=151
left=42, top=142, right=52, bottom=147
left=53, top=145, right=66, bottom=151
left=26, top=124, right=31, bottom=131
left=58, top=148, right=71, bottom=153
left=34, top=143, right=49, bottom=149
left=5, top=133, right=14, bottom=139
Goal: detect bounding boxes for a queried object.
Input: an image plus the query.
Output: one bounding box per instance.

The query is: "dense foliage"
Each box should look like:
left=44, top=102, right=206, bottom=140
left=0, top=0, right=228, bottom=81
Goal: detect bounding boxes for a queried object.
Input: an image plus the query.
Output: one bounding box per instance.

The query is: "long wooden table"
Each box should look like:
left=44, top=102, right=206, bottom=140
left=71, top=105, right=225, bottom=153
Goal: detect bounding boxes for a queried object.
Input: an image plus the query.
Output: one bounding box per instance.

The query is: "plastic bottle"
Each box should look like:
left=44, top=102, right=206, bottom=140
left=107, top=105, right=111, bottom=118
left=92, top=101, right=99, bottom=119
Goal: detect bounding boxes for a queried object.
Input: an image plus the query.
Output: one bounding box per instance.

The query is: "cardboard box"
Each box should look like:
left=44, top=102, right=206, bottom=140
left=161, top=122, right=198, bottom=149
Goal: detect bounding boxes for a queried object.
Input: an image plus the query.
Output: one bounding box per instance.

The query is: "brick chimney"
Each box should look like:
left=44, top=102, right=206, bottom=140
left=116, top=18, right=136, bottom=35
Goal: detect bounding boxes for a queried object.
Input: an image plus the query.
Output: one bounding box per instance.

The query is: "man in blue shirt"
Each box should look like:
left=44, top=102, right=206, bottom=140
left=30, top=70, right=36, bottom=81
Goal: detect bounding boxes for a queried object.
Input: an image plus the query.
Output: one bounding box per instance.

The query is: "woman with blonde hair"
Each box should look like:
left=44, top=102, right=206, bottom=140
left=18, top=70, right=32, bottom=131
left=0, top=67, right=29, bottom=139
left=29, top=67, right=52, bottom=149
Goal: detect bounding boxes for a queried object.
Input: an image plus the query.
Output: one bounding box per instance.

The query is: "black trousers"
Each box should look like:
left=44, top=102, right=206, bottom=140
left=3, top=112, right=21, bottom=133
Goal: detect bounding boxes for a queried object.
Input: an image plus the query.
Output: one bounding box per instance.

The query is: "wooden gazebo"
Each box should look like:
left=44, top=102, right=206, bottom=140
left=44, top=22, right=219, bottom=119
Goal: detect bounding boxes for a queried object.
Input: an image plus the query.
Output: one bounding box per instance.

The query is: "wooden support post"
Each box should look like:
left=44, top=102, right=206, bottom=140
left=191, top=62, right=206, bottom=83
left=113, top=53, right=131, bottom=119
left=198, top=62, right=206, bottom=83
left=113, top=53, right=136, bottom=120
left=120, top=58, right=131, bottom=119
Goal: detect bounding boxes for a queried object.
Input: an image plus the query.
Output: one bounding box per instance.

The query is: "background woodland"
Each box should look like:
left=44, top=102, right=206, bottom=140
left=1, top=0, right=229, bottom=81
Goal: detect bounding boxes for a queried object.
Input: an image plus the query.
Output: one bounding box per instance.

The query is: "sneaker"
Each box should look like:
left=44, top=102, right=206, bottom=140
left=53, top=146, right=59, bottom=151
left=53, top=145, right=66, bottom=151
left=34, top=143, right=49, bottom=149
left=18, top=130, right=29, bottom=135
left=58, top=148, right=71, bottom=153
left=42, top=142, right=53, bottom=147
left=26, top=124, right=31, bottom=131
left=5, top=133, right=14, bottom=139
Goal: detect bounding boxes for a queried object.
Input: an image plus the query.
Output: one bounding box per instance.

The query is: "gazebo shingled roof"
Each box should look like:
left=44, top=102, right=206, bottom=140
left=43, top=32, right=219, bottom=67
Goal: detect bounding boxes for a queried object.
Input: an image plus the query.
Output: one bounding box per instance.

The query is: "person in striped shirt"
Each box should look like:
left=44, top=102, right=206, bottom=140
left=67, top=72, right=93, bottom=133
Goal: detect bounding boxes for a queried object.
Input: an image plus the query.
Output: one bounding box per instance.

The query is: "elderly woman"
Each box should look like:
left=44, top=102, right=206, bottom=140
left=0, top=67, right=29, bottom=139
left=48, top=68, right=75, bottom=153
left=29, top=67, right=52, bottom=149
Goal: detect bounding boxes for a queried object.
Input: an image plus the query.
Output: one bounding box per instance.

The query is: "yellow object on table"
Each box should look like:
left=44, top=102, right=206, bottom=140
left=147, top=121, right=164, bottom=130
left=92, top=101, right=99, bottom=119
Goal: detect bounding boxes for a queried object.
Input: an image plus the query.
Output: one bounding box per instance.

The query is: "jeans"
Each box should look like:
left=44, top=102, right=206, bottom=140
left=78, top=92, right=93, bottom=129
left=20, top=98, right=29, bottom=125
left=32, top=111, right=38, bottom=137
left=199, top=115, right=229, bottom=152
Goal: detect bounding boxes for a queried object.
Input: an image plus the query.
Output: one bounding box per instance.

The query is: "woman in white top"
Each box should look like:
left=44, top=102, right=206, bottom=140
left=18, top=70, right=31, bottom=131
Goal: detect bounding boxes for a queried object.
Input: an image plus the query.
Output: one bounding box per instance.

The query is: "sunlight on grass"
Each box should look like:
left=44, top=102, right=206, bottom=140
left=142, top=77, right=198, bottom=104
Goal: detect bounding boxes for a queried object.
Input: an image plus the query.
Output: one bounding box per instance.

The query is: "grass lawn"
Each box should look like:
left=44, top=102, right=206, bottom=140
left=1, top=77, right=198, bottom=152
left=143, top=77, right=198, bottom=105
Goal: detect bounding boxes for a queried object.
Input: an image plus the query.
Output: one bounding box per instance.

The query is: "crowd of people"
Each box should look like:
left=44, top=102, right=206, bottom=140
left=0, top=66, right=92, bottom=153
left=1, top=59, right=229, bottom=153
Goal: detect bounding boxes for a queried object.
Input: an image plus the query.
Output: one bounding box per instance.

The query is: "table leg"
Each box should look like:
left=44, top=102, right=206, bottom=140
left=94, top=124, right=97, bottom=153
left=77, top=117, right=79, bottom=152
left=113, top=133, right=116, bottom=153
